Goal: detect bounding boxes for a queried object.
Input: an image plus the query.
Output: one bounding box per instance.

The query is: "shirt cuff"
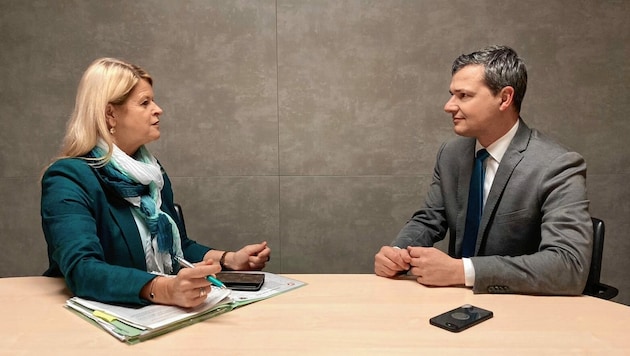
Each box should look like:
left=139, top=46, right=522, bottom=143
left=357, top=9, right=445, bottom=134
left=462, top=258, right=475, bottom=287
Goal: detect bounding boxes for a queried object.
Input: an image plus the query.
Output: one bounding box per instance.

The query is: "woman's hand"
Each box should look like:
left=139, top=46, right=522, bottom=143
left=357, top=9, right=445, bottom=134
left=223, top=241, right=271, bottom=271
left=145, top=259, right=221, bottom=308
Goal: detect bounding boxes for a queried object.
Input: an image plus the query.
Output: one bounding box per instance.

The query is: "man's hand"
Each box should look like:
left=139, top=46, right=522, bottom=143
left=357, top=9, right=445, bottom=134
left=407, top=247, right=465, bottom=286
left=374, top=246, right=411, bottom=277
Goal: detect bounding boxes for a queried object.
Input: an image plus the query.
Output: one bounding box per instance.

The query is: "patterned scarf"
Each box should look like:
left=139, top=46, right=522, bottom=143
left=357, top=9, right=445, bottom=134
left=89, top=138, right=183, bottom=274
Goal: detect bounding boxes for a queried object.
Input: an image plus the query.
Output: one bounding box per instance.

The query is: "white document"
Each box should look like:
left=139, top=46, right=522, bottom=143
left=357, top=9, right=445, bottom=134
left=68, top=287, right=231, bottom=329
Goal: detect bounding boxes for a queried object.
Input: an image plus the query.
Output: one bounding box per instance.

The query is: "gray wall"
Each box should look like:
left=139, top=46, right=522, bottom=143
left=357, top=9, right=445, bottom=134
left=1, top=1, right=628, bottom=305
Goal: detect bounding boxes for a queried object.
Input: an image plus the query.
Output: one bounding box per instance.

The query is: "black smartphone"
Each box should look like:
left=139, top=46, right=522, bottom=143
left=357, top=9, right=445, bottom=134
left=429, top=304, right=493, bottom=333
left=216, top=272, right=265, bottom=291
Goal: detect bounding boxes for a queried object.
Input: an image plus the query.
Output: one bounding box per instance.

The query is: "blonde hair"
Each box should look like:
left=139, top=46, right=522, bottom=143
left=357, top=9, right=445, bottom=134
left=57, top=57, right=153, bottom=163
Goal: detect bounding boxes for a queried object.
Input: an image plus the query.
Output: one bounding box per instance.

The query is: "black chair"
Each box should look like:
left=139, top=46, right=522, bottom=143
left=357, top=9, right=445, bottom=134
left=583, top=217, right=618, bottom=300
left=173, top=203, right=188, bottom=237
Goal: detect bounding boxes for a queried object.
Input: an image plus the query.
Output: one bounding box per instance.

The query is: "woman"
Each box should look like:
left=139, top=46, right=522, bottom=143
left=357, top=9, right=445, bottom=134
left=41, top=58, right=270, bottom=307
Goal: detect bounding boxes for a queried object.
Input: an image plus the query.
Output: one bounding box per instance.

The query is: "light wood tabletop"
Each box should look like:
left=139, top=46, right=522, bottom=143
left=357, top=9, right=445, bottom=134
left=1, top=274, right=629, bottom=355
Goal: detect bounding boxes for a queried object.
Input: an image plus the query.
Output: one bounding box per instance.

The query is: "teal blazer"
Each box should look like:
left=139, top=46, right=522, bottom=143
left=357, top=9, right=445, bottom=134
left=41, top=157, right=211, bottom=305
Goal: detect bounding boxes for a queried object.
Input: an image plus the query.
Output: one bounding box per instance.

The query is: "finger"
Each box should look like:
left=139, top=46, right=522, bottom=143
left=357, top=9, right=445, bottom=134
left=406, top=246, right=419, bottom=257
left=248, top=262, right=265, bottom=270
left=178, top=267, right=220, bottom=289
left=407, top=246, right=431, bottom=258
left=244, top=241, right=268, bottom=255
left=193, top=265, right=221, bottom=279
left=253, top=248, right=271, bottom=261
left=196, top=258, right=216, bottom=266
left=398, top=249, right=412, bottom=263
left=250, top=252, right=270, bottom=263
left=389, top=251, right=411, bottom=271
left=375, top=255, right=403, bottom=277
left=248, top=257, right=268, bottom=269
left=197, top=286, right=210, bottom=299
left=258, top=242, right=270, bottom=254
left=380, top=246, right=407, bottom=267
left=260, top=246, right=271, bottom=258
left=409, top=266, right=421, bottom=276
left=179, top=259, right=219, bottom=276
left=375, top=263, right=399, bottom=277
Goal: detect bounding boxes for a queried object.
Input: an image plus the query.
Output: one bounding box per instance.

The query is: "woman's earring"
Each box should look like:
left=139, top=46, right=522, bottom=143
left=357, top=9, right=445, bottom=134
left=109, top=127, right=116, bottom=135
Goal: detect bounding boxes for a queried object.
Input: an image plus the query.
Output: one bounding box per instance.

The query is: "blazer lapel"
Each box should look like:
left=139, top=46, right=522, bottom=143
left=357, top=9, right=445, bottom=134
left=91, top=163, right=149, bottom=270
left=109, top=200, right=147, bottom=269
left=476, top=119, right=531, bottom=254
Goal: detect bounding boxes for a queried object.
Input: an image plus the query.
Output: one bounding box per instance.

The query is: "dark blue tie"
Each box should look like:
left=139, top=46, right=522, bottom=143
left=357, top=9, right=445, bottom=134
left=462, top=149, right=490, bottom=258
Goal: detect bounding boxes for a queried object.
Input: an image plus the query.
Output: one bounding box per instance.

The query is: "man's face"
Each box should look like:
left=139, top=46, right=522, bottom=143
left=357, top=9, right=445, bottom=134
left=444, top=65, right=504, bottom=146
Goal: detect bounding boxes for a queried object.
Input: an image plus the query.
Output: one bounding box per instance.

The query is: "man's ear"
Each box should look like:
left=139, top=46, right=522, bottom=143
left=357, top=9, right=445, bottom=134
left=498, top=86, right=515, bottom=111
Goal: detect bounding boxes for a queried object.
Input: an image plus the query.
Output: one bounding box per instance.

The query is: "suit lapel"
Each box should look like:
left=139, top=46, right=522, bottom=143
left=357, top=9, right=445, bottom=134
left=454, top=140, right=476, bottom=257
left=475, top=119, right=531, bottom=254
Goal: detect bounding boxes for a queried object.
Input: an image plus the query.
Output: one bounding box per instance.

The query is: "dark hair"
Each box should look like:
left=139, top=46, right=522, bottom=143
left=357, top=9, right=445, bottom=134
left=452, top=45, right=527, bottom=113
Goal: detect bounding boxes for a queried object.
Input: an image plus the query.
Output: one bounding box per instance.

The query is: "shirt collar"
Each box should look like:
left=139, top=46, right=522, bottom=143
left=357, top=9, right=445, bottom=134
left=475, top=120, right=519, bottom=163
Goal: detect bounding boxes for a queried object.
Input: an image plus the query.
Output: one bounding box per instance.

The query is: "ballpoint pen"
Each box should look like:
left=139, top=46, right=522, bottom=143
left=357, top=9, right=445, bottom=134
left=175, top=256, right=227, bottom=289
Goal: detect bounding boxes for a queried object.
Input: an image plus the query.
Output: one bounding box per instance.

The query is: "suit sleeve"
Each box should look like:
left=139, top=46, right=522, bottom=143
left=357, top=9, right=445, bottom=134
left=391, top=143, right=449, bottom=248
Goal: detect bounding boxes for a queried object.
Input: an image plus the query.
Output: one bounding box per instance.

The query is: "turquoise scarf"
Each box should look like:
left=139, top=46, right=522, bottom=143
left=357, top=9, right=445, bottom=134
left=88, top=141, right=182, bottom=273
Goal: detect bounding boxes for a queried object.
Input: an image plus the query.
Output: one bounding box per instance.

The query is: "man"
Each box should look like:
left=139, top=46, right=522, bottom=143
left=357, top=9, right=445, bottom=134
left=374, top=45, right=592, bottom=295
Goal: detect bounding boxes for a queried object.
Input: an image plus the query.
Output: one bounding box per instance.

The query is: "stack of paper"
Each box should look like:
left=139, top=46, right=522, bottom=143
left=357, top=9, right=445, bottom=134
left=65, top=272, right=305, bottom=344
left=67, top=287, right=232, bottom=343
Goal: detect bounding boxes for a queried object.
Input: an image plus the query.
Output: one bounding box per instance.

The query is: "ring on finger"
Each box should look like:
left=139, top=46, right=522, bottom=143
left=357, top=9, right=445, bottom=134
left=199, top=287, right=206, bottom=297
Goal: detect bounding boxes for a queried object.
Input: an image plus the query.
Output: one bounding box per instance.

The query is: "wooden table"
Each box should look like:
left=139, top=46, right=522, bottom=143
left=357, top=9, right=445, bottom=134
left=2, top=275, right=629, bottom=355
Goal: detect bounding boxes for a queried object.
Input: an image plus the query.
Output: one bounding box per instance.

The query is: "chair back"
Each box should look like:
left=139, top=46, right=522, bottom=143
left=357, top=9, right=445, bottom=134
left=586, top=218, right=604, bottom=289
left=173, top=203, right=188, bottom=237
left=583, top=217, right=618, bottom=300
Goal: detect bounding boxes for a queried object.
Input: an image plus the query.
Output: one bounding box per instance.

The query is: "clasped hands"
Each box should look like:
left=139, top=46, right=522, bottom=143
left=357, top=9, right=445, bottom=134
left=374, top=246, right=465, bottom=287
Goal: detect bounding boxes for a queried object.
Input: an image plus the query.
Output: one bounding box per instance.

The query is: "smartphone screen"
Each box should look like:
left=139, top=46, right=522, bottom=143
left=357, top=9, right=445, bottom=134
left=429, top=304, right=493, bottom=332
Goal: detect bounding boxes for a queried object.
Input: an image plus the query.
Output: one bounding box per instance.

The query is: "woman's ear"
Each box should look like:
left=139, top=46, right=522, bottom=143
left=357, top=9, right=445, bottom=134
left=498, top=86, right=515, bottom=112
left=105, top=103, right=117, bottom=128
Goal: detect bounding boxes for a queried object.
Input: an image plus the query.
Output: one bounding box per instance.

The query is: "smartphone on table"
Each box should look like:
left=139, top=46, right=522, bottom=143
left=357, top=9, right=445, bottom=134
left=216, top=272, right=265, bottom=291
left=429, top=304, right=493, bottom=332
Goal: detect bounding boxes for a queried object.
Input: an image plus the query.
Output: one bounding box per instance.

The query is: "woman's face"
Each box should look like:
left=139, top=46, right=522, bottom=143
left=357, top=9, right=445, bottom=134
left=107, top=79, right=163, bottom=155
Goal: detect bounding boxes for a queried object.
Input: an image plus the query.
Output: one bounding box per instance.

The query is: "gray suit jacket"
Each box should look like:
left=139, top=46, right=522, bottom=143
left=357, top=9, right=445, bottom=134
left=393, top=119, right=592, bottom=295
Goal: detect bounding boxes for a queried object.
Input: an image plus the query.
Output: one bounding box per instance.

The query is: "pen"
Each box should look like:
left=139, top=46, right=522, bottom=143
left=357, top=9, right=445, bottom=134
left=175, top=256, right=227, bottom=289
